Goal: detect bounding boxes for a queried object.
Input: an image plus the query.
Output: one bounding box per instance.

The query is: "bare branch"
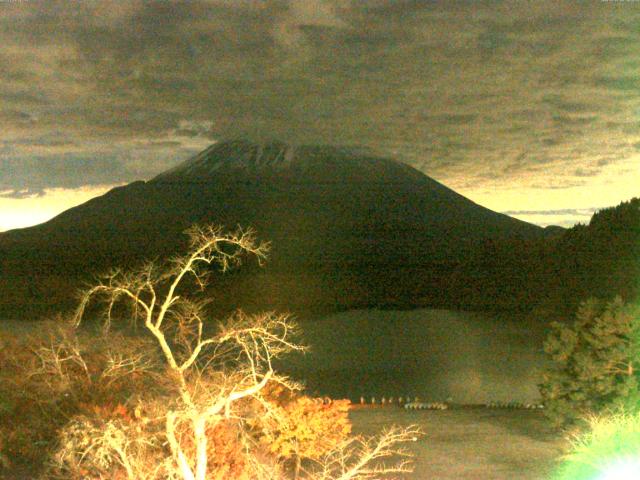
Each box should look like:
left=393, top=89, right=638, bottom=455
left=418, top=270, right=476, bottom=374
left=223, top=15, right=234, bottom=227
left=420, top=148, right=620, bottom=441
left=306, top=425, right=422, bottom=480
left=57, top=224, right=417, bottom=480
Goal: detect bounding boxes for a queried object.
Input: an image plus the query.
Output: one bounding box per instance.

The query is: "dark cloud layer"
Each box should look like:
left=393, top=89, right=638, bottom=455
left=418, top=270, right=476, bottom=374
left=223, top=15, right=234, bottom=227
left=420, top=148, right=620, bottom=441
left=1, top=0, right=640, bottom=195
left=0, top=153, right=130, bottom=194
left=0, top=140, right=205, bottom=195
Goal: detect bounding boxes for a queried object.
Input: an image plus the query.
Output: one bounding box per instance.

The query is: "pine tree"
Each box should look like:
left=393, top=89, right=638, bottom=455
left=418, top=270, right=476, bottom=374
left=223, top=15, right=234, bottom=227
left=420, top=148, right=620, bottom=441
left=539, top=297, right=640, bottom=428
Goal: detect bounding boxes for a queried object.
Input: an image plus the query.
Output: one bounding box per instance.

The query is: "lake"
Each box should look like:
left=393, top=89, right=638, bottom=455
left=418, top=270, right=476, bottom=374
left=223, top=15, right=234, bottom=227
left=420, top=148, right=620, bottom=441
left=0, top=307, right=552, bottom=405
left=278, top=308, right=551, bottom=405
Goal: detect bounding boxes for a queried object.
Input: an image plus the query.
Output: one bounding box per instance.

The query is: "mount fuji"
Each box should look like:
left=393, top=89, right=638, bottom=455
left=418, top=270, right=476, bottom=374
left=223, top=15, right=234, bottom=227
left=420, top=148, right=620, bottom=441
left=0, top=140, right=553, bottom=316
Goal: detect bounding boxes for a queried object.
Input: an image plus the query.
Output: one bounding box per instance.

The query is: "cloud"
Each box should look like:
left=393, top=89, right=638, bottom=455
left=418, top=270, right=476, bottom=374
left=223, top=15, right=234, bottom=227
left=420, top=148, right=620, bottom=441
left=0, top=140, right=212, bottom=192
left=573, top=167, right=600, bottom=178
left=0, top=185, right=117, bottom=232
left=0, top=109, right=36, bottom=124
left=506, top=212, right=593, bottom=229
left=173, top=120, right=215, bottom=139
left=0, top=188, right=44, bottom=199
left=501, top=208, right=599, bottom=217
left=0, top=152, right=129, bottom=191
left=1, top=0, right=640, bottom=200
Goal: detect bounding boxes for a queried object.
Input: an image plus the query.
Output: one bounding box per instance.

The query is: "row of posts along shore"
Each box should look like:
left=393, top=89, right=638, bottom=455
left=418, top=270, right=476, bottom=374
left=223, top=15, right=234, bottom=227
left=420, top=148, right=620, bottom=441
left=314, top=395, right=544, bottom=410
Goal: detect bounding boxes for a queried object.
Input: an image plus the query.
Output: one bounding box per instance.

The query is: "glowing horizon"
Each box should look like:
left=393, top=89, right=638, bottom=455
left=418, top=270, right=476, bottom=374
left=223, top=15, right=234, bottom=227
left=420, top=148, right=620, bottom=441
left=0, top=185, right=119, bottom=233
left=0, top=169, right=635, bottom=233
left=1, top=1, right=639, bottom=233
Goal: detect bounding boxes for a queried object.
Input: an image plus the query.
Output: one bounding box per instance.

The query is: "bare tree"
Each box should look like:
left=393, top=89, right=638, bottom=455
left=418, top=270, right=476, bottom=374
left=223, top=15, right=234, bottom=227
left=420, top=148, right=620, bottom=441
left=70, top=224, right=420, bottom=480
left=306, top=425, right=422, bottom=480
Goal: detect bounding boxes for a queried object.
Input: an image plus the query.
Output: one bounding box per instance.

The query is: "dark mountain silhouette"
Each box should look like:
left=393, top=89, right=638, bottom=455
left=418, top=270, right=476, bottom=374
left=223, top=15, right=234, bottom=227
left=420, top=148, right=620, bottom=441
left=0, top=140, right=557, bottom=317
left=541, top=197, right=640, bottom=314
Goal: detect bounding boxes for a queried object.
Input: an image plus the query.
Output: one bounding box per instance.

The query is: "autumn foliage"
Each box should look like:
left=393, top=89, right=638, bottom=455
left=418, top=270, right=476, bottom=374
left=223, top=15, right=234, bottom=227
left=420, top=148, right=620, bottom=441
left=0, top=322, right=356, bottom=479
left=0, top=320, right=158, bottom=475
left=253, top=383, right=352, bottom=476
left=1, top=225, right=418, bottom=479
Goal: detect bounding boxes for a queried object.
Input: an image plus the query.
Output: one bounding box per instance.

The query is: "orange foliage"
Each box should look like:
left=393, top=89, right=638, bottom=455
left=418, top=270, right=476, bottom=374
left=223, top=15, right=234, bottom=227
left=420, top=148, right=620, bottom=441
left=167, top=384, right=352, bottom=479
left=255, top=384, right=352, bottom=463
left=0, top=332, right=59, bottom=467
left=173, top=419, right=257, bottom=480
left=78, top=402, right=135, bottom=423
left=0, top=326, right=157, bottom=475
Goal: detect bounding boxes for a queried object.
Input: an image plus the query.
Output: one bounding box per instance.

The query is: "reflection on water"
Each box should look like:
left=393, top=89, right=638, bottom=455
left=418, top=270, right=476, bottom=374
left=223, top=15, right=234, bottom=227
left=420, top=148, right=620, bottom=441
left=276, top=309, right=550, bottom=404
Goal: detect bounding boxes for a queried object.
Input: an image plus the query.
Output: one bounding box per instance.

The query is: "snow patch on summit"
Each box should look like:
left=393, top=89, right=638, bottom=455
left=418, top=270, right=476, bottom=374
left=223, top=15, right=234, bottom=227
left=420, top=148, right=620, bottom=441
left=153, top=140, right=298, bottom=181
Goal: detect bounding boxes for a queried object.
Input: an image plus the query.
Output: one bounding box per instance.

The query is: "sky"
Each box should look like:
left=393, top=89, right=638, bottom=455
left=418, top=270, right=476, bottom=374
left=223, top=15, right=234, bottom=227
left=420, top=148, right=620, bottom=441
left=1, top=0, right=639, bottom=232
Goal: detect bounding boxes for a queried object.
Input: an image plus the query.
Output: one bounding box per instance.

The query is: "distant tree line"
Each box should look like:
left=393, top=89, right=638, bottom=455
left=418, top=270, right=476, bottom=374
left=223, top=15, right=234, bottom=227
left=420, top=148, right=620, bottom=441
left=0, top=198, right=637, bottom=320
left=437, top=197, right=639, bottom=316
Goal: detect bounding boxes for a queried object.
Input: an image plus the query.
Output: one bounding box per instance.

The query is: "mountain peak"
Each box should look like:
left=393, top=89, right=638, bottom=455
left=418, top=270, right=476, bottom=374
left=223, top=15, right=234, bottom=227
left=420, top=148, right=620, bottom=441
left=154, top=140, right=298, bottom=181
left=152, top=139, right=430, bottom=185
left=0, top=140, right=549, bottom=315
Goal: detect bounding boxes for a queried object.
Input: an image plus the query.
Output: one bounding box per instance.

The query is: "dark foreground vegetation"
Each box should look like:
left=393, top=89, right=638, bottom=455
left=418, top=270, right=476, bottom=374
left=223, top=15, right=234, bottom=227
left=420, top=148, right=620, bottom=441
left=0, top=197, right=638, bottom=478
left=0, top=226, right=420, bottom=479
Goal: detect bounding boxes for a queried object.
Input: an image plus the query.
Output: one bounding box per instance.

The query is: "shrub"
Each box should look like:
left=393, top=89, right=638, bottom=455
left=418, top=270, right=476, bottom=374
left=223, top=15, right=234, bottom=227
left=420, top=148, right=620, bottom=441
left=554, top=409, right=640, bottom=479
left=0, top=319, right=160, bottom=475
left=253, top=383, right=352, bottom=478
left=51, top=224, right=420, bottom=480
left=539, top=297, right=640, bottom=428
left=1, top=226, right=421, bottom=479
